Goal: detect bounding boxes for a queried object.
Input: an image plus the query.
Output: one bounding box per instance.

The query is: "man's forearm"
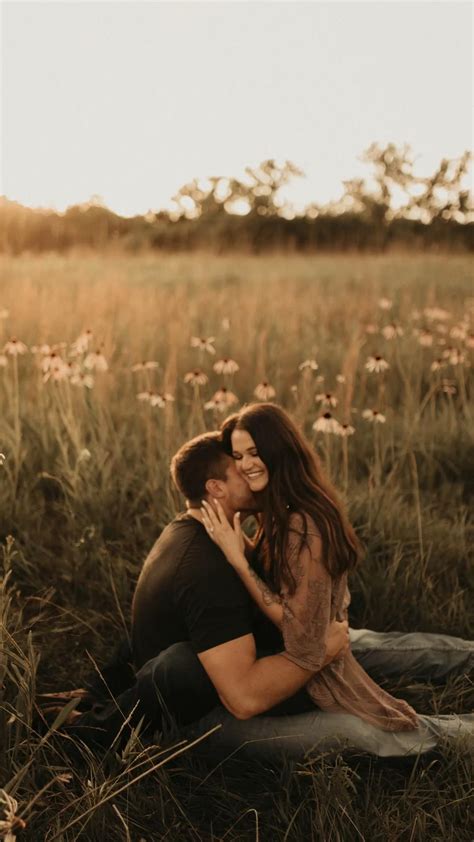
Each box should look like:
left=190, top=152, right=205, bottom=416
left=224, top=652, right=314, bottom=719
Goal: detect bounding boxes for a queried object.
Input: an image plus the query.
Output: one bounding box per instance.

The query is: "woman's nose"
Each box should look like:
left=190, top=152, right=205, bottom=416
left=241, top=455, right=254, bottom=471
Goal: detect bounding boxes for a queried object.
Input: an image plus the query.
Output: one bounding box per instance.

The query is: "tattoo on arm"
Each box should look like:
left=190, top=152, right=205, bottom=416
left=247, top=565, right=281, bottom=606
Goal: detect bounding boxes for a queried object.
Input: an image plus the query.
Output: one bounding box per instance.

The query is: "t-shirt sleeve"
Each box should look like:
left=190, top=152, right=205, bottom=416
left=175, top=549, right=254, bottom=654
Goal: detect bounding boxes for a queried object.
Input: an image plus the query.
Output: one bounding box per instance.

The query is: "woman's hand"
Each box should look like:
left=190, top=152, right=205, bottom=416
left=200, top=499, right=246, bottom=569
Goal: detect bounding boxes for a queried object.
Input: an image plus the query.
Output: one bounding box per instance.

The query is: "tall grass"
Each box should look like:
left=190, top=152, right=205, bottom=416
left=0, top=252, right=473, bottom=840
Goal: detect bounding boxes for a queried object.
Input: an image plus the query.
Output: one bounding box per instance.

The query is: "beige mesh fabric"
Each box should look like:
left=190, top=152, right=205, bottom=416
left=280, top=514, right=419, bottom=732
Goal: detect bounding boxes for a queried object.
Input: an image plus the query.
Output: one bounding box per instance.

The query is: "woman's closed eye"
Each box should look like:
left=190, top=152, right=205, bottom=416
left=233, top=450, right=259, bottom=460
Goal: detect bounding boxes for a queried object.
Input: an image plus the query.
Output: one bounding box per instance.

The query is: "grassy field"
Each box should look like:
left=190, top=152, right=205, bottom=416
left=0, top=251, right=473, bottom=841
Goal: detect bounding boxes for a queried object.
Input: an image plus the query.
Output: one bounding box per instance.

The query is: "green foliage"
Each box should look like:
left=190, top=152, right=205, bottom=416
left=1, top=146, right=472, bottom=254
left=0, top=253, right=472, bottom=840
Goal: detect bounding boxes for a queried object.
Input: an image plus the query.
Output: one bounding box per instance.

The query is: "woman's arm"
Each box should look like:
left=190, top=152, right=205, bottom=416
left=229, top=555, right=284, bottom=630
left=279, top=513, right=334, bottom=673
left=200, top=500, right=283, bottom=628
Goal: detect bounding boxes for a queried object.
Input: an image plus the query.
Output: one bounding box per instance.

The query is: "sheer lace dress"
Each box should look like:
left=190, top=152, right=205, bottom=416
left=279, top=513, right=419, bottom=731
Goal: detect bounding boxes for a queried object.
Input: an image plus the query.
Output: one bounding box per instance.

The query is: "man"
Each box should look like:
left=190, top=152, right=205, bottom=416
left=69, top=432, right=474, bottom=758
left=131, top=431, right=350, bottom=726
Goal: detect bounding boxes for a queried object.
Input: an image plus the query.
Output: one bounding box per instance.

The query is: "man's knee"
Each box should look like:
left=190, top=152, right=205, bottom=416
left=136, top=643, right=218, bottom=725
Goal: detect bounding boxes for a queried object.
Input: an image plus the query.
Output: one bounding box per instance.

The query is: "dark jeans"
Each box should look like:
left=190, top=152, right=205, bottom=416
left=71, top=628, right=474, bottom=758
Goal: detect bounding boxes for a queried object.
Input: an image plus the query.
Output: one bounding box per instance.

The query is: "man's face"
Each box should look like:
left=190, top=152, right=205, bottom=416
left=220, top=458, right=259, bottom=513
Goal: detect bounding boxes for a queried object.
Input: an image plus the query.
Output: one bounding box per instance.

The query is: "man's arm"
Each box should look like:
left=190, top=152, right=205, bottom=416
left=198, top=621, right=349, bottom=720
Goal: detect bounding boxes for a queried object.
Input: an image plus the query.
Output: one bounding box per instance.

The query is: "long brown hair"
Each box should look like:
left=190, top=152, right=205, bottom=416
left=221, top=403, right=363, bottom=595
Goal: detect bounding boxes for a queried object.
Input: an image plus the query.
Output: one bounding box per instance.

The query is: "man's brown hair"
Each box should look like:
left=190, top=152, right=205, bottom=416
left=170, top=431, right=231, bottom=505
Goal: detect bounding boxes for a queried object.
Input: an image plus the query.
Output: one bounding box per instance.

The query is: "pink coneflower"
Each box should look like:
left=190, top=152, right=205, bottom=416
left=43, top=359, right=69, bottom=383
left=336, top=374, right=346, bottom=384
left=71, top=329, right=93, bottom=355
left=213, top=387, right=239, bottom=406
left=465, top=333, right=474, bottom=349
left=440, top=380, right=456, bottom=395
left=378, top=297, right=393, bottom=311
left=70, top=372, right=94, bottom=389
left=382, top=323, right=404, bottom=340
left=184, top=370, right=209, bottom=386
left=414, top=329, right=434, bottom=347
left=435, top=323, right=448, bottom=334
left=0, top=453, right=6, bottom=466
left=424, top=307, right=450, bottom=321
left=312, top=412, right=342, bottom=435
left=254, top=381, right=276, bottom=401
left=447, top=349, right=465, bottom=366
left=441, top=346, right=455, bottom=359
left=450, top=324, right=467, bottom=341
left=221, top=317, right=231, bottom=331
left=430, top=359, right=445, bottom=373
left=213, top=358, right=239, bottom=375
left=364, top=323, right=379, bottom=334
left=41, top=351, right=61, bottom=373
left=3, top=338, right=28, bottom=356
left=315, top=375, right=325, bottom=384
left=131, top=360, right=160, bottom=372
left=149, top=391, right=174, bottom=408
left=84, top=350, right=108, bottom=372
left=31, top=343, right=53, bottom=355
left=204, top=398, right=227, bottom=413
left=339, top=423, right=355, bottom=437
left=362, top=409, right=386, bottom=424
left=299, top=359, right=319, bottom=371
left=316, top=392, right=338, bottom=408
left=190, top=336, right=216, bottom=355
left=64, top=361, right=80, bottom=377
left=139, top=391, right=172, bottom=407
left=365, top=355, right=389, bottom=373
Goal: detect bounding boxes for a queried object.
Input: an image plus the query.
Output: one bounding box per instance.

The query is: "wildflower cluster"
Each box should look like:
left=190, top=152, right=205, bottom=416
left=1, top=330, right=109, bottom=390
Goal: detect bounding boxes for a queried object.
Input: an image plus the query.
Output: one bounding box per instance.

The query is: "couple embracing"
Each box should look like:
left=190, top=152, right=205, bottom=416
left=71, top=403, right=474, bottom=760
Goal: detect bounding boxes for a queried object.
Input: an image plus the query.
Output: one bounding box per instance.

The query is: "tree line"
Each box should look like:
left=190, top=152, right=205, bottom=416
left=1, top=143, right=472, bottom=254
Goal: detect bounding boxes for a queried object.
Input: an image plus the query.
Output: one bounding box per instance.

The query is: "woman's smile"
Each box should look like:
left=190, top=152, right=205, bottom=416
left=230, top=429, right=270, bottom=490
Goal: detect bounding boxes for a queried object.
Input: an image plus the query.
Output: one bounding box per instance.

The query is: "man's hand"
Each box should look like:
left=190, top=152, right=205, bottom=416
left=324, top=619, right=350, bottom=665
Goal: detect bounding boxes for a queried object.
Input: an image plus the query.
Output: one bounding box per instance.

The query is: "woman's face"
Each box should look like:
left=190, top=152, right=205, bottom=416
left=230, top=429, right=270, bottom=492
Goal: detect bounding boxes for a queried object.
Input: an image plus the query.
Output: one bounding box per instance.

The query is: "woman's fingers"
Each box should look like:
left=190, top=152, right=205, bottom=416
left=201, top=500, right=220, bottom=535
left=202, top=498, right=227, bottom=528
left=213, top=499, right=226, bottom=523
left=200, top=503, right=214, bottom=534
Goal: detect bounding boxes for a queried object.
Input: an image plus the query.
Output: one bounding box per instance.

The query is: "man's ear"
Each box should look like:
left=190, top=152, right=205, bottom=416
left=205, top=478, right=226, bottom=499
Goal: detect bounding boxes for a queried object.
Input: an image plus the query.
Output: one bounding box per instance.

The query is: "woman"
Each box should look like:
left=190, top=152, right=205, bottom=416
left=200, top=402, right=419, bottom=732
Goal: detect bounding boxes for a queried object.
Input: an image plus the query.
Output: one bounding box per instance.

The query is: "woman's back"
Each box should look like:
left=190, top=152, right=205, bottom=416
left=279, top=511, right=418, bottom=732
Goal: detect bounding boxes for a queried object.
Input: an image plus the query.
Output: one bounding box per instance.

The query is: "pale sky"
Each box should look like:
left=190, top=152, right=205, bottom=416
left=1, top=1, right=472, bottom=217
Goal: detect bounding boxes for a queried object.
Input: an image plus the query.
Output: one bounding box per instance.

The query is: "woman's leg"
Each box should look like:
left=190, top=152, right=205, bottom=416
left=180, top=707, right=474, bottom=762
left=350, top=628, right=474, bottom=682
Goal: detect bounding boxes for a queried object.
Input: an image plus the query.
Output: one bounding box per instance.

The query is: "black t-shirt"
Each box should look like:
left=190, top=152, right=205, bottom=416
left=132, top=513, right=254, bottom=669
